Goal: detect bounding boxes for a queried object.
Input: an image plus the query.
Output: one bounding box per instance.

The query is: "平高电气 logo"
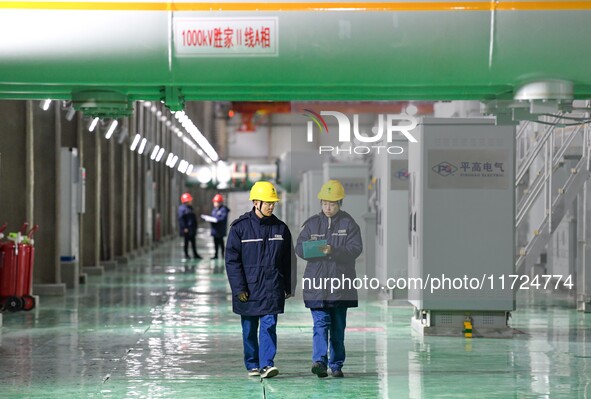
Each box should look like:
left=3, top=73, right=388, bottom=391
left=432, top=162, right=458, bottom=176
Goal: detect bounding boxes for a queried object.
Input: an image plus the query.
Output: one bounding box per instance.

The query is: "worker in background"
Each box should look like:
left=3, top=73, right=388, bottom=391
left=225, top=181, right=296, bottom=379
left=295, top=179, right=363, bottom=378
left=178, top=192, right=202, bottom=260
left=208, top=193, right=229, bottom=259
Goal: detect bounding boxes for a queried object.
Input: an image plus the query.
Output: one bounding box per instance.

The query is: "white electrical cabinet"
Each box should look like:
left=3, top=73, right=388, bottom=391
left=59, top=148, right=85, bottom=261
left=408, top=118, right=515, bottom=336
left=374, top=141, right=409, bottom=298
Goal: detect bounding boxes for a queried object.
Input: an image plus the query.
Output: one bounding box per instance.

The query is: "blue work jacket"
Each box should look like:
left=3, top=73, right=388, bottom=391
left=225, top=209, right=297, bottom=316
left=178, top=204, right=197, bottom=237
left=296, top=210, right=363, bottom=309
left=210, top=205, right=229, bottom=238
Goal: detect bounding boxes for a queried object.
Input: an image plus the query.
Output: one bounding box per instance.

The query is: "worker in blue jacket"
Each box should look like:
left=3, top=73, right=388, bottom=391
left=209, top=193, right=229, bottom=259
left=178, top=192, right=202, bottom=259
left=295, top=180, right=363, bottom=379
left=225, top=181, right=296, bottom=379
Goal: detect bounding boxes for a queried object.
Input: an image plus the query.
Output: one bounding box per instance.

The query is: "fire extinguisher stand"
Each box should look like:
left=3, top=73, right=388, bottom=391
left=17, top=225, right=39, bottom=311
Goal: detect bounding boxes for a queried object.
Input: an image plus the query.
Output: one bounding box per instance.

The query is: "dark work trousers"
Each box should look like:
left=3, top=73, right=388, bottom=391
left=184, top=234, right=199, bottom=258
left=213, top=236, right=225, bottom=258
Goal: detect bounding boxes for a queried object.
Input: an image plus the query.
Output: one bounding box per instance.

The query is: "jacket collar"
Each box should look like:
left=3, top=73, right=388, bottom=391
left=318, top=210, right=343, bottom=223
left=249, top=208, right=276, bottom=225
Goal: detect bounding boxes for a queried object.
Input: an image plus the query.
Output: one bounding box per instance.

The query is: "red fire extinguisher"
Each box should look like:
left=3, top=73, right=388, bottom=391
left=0, top=223, right=37, bottom=311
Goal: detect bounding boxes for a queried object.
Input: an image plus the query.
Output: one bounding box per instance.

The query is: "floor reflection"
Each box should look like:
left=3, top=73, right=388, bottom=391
left=1, top=229, right=591, bottom=398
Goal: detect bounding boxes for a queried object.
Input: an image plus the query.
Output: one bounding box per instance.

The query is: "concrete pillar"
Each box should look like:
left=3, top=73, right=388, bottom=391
left=157, top=114, right=165, bottom=240
left=133, top=136, right=144, bottom=250
left=172, top=173, right=180, bottom=237
left=100, top=134, right=117, bottom=270
left=26, top=101, right=34, bottom=230
left=163, top=149, right=171, bottom=238
left=167, top=119, right=176, bottom=238
left=32, top=101, right=64, bottom=294
left=100, top=135, right=112, bottom=260
left=161, top=118, right=167, bottom=240
left=138, top=153, right=144, bottom=249
left=136, top=106, right=146, bottom=250
left=128, top=114, right=137, bottom=253
left=113, top=135, right=123, bottom=256
left=82, top=121, right=103, bottom=275
left=0, top=100, right=28, bottom=233
left=146, top=107, right=156, bottom=248
left=153, top=116, right=161, bottom=243
left=94, top=125, right=102, bottom=269
left=116, top=118, right=129, bottom=260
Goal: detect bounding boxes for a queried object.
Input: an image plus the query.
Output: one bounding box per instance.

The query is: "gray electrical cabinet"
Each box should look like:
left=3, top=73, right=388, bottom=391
left=408, top=118, right=515, bottom=336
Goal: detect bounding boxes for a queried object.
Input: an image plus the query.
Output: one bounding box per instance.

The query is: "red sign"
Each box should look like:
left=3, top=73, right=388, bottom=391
left=174, top=17, right=278, bottom=56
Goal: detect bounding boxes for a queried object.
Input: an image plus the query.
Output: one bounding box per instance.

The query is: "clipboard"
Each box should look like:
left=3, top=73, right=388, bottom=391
left=201, top=214, right=218, bottom=223
left=302, top=239, right=327, bottom=258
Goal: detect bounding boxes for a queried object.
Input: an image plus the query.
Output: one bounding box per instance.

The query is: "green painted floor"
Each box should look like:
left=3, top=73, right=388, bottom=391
left=2, top=229, right=591, bottom=398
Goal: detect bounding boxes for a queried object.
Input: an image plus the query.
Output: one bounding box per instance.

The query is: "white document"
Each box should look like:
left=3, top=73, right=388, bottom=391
left=201, top=214, right=218, bottom=223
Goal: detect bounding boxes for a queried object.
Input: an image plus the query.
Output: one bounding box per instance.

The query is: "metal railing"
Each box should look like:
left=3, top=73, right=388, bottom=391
left=515, top=115, right=590, bottom=274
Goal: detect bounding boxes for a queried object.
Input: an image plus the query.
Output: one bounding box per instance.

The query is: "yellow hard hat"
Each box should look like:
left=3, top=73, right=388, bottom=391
left=249, top=181, right=280, bottom=202
left=318, top=179, right=346, bottom=201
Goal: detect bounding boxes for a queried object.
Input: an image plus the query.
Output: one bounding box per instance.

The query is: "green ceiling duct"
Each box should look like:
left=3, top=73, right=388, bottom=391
left=0, top=2, right=591, bottom=103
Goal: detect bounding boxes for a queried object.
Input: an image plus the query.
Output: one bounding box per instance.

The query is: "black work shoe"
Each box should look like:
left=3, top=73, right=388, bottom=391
left=260, top=366, right=279, bottom=379
left=194, top=254, right=203, bottom=259
left=311, top=362, right=328, bottom=378
left=331, top=369, right=344, bottom=378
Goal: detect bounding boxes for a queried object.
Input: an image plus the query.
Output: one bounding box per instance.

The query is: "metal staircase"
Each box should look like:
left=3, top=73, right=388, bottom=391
left=515, top=115, right=591, bottom=275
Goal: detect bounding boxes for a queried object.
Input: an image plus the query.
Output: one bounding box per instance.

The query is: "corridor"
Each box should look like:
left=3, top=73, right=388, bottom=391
left=1, top=228, right=590, bottom=398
